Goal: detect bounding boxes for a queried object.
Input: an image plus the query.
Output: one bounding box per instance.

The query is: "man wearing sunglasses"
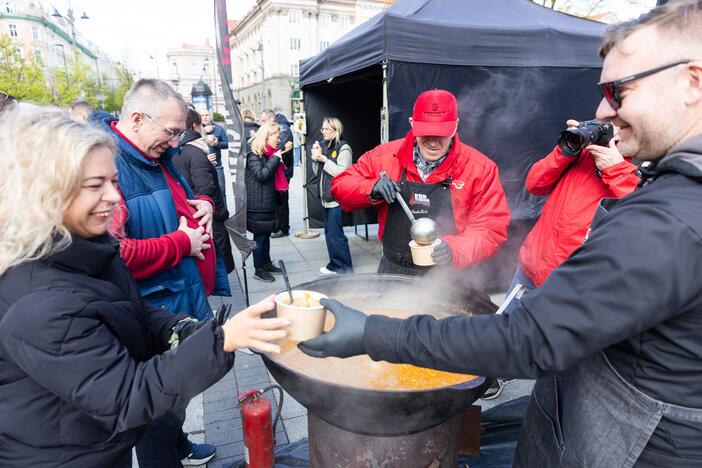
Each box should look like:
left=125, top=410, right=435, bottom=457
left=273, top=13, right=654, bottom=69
left=97, top=79, right=231, bottom=467
left=300, top=2, right=702, bottom=466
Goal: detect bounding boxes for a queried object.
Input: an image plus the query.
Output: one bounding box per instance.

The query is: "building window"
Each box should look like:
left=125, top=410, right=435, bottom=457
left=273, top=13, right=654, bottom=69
left=340, top=16, right=350, bottom=28
left=32, top=26, right=40, bottom=40
left=290, top=37, right=300, bottom=51
left=34, top=49, right=42, bottom=63
left=319, top=14, right=330, bottom=27
left=288, top=9, right=301, bottom=24
left=291, top=63, right=299, bottom=76
left=320, top=41, right=330, bottom=52
left=8, top=24, right=18, bottom=37
left=5, top=3, right=13, bottom=12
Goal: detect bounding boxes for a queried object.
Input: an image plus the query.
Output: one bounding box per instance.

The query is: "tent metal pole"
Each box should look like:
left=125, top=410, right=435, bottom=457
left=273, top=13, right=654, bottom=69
left=294, top=94, right=320, bottom=239
left=381, top=60, right=389, bottom=144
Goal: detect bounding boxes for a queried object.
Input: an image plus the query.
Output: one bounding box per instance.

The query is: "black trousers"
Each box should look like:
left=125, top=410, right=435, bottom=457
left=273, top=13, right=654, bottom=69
left=276, top=190, right=290, bottom=233
left=135, top=409, right=189, bottom=468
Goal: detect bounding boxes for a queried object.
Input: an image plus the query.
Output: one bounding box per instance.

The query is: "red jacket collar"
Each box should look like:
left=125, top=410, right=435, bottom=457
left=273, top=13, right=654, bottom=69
left=397, top=129, right=459, bottom=183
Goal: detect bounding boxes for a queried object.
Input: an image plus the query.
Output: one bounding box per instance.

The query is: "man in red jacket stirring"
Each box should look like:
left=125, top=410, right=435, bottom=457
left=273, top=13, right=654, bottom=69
left=331, top=89, right=510, bottom=275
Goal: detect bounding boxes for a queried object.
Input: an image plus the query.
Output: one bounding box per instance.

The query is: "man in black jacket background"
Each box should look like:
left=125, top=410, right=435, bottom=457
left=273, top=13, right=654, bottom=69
left=299, top=2, right=702, bottom=466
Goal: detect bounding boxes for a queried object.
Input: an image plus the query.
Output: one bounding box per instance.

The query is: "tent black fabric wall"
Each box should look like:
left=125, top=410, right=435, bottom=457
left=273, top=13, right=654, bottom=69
left=303, top=67, right=382, bottom=229
left=299, top=0, right=606, bottom=289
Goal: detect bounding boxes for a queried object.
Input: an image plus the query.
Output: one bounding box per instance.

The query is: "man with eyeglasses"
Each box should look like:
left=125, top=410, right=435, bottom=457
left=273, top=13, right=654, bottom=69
left=97, top=79, right=231, bottom=467
left=299, top=2, right=702, bottom=466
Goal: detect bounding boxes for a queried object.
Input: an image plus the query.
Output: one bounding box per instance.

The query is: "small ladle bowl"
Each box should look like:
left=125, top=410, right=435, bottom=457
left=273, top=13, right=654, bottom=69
left=410, top=217, right=437, bottom=245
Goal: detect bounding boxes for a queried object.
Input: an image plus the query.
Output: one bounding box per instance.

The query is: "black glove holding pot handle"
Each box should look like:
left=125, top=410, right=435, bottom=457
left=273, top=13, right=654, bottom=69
left=298, top=299, right=368, bottom=358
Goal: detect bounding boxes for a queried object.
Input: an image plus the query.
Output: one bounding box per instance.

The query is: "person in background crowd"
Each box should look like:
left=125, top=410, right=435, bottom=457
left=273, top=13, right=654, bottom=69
left=246, top=123, right=286, bottom=283
left=311, top=117, right=354, bottom=275
left=1, top=92, right=17, bottom=112
left=292, top=112, right=306, bottom=167
left=97, top=79, right=231, bottom=467
left=243, top=109, right=260, bottom=152
left=0, top=104, right=288, bottom=467
left=174, top=108, right=235, bottom=273
left=332, top=89, right=510, bottom=275
left=200, top=110, right=229, bottom=200
left=68, top=100, right=96, bottom=122
left=301, top=2, right=702, bottom=466
left=261, top=109, right=294, bottom=238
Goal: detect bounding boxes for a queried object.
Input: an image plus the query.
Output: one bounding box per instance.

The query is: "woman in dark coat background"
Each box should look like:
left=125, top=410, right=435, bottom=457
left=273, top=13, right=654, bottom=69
left=0, top=105, right=288, bottom=467
left=174, top=108, right=235, bottom=273
left=246, top=122, right=284, bottom=283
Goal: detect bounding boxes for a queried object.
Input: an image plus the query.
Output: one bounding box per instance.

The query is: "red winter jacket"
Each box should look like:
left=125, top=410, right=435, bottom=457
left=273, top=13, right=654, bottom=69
left=519, top=146, right=639, bottom=287
left=331, top=131, right=510, bottom=268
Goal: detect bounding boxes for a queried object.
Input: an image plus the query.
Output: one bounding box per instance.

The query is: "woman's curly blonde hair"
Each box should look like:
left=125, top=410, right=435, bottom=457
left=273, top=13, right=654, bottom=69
left=0, top=104, right=116, bottom=276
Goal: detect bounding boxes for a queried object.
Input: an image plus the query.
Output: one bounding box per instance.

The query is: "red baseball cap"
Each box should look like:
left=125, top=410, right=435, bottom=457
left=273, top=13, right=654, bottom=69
left=411, top=89, right=458, bottom=137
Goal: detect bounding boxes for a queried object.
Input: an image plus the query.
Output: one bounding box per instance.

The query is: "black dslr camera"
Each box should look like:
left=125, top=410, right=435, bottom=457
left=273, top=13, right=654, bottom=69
left=558, top=119, right=614, bottom=154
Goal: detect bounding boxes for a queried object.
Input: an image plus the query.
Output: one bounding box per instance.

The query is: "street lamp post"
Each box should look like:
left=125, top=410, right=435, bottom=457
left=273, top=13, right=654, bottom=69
left=253, top=41, right=266, bottom=111
left=204, top=56, right=219, bottom=114
left=52, top=43, right=68, bottom=78
left=51, top=1, right=89, bottom=59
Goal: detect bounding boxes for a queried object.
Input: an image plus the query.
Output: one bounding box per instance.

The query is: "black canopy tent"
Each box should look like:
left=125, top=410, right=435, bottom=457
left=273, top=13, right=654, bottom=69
left=299, top=0, right=606, bottom=289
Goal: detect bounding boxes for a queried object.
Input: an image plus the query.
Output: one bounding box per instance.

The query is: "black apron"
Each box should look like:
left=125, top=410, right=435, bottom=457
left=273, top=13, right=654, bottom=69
left=378, top=168, right=456, bottom=276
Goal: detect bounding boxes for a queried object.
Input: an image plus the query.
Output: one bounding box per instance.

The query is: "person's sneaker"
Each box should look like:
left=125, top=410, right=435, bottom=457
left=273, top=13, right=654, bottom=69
left=262, top=262, right=282, bottom=274
left=271, top=230, right=289, bottom=238
left=181, top=441, right=216, bottom=466
left=254, top=269, right=275, bottom=283
left=319, top=266, right=337, bottom=275
left=481, top=379, right=506, bottom=400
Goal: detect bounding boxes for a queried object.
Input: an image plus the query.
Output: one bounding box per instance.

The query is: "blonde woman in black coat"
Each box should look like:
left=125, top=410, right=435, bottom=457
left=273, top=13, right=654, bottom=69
left=0, top=105, right=288, bottom=467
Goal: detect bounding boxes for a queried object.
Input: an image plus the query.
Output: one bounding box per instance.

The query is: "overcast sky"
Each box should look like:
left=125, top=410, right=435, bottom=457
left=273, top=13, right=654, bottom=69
left=49, top=0, right=256, bottom=75
left=51, top=0, right=655, bottom=77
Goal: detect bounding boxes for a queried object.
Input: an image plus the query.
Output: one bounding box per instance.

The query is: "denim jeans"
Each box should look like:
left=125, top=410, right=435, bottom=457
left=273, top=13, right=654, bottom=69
left=502, top=265, right=537, bottom=315
left=324, top=206, right=353, bottom=273
left=253, top=232, right=272, bottom=269
left=135, top=410, right=189, bottom=468
left=293, top=146, right=301, bottom=166
left=215, top=165, right=226, bottom=201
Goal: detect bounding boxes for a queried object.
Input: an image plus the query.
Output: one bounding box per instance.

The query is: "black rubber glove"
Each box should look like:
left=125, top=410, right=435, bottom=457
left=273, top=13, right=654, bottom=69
left=298, top=298, right=367, bottom=358
left=169, top=317, right=203, bottom=349
left=431, top=240, right=452, bottom=265
left=370, top=175, right=400, bottom=204
left=215, top=304, right=233, bottom=326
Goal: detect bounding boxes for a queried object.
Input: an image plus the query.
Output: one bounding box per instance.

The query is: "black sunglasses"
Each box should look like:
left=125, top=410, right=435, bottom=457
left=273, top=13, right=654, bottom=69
left=597, top=60, right=690, bottom=110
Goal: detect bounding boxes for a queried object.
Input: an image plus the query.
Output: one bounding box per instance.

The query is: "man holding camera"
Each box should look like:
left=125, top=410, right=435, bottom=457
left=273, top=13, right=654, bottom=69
left=301, top=2, right=702, bottom=466
left=504, top=118, right=639, bottom=310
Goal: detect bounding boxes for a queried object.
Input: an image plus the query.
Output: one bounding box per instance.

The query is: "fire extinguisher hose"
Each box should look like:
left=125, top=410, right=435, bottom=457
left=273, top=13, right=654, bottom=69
left=259, top=384, right=284, bottom=438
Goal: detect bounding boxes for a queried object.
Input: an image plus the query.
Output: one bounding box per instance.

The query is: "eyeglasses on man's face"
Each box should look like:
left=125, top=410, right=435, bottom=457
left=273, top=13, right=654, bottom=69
left=597, top=60, right=690, bottom=110
left=142, top=112, right=185, bottom=141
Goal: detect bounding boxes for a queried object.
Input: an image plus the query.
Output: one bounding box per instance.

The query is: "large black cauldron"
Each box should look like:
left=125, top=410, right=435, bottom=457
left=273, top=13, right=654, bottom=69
left=261, top=274, right=496, bottom=436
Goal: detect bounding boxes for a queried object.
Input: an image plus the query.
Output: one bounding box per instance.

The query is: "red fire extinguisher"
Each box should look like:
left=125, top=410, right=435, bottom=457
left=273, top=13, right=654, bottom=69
left=236, top=384, right=283, bottom=468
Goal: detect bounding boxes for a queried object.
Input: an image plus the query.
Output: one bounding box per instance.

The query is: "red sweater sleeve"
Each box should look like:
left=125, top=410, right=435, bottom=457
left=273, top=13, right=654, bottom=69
left=119, top=233, right=192, bottom=281
left=525, top=146, right=577, bottom=196
left=600, top=160, right=640, bottom=198
left=110, top=191, right=192, bottom=281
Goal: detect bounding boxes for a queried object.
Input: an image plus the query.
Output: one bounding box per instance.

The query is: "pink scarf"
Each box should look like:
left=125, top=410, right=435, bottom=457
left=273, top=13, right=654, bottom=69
left=265, top=144, right=289, bottom=191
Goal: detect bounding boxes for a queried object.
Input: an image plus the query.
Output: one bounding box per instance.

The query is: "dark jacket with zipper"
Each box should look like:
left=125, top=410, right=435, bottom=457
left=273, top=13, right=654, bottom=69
left=174, top=129, right=234, bottom=272
left=246, top=150, right=280, bottom=234
left=0, top=235, right=234, bottom=467
left=364, top=133, right=702, bottom=465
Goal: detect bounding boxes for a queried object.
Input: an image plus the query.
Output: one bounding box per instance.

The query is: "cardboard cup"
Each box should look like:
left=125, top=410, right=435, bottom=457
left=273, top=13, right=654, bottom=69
left=409, top=238, right=441, bottom=266
left=275, top=290, right=328, bottom=341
